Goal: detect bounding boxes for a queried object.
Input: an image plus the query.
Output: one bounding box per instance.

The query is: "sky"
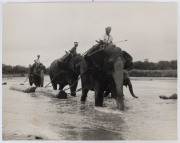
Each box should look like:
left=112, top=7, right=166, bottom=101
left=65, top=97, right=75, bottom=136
left=2, top=2, right=177, bottom=67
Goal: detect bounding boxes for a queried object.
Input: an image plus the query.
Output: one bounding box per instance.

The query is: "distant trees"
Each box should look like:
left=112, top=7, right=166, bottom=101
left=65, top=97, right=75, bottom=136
left=2, top=60, right=177, bottom=75
left=2, top=64, right=29, bottom=74
left=2, top=64, right=49, bottom=75
left=133, top=60, right=177, bottom=70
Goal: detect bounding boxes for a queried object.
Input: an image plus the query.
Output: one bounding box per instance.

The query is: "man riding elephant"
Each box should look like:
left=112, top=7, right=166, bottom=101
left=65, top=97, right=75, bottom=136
left=80, top=41, right=136, bottom=110
left=49, top=44, right=83, bottom=97
left=29, top=55, right=45, bottom=87
left=29, top=55, right=41, bottom=75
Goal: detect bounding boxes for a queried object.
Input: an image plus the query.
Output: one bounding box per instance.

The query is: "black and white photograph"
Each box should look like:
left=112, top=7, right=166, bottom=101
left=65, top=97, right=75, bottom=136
left=1, top=1, right=178, bottom=141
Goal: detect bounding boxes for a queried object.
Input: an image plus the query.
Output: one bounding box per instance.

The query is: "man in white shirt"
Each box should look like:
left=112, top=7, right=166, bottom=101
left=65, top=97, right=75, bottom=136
left=101, top=26, right=113, bottom=44
left=30, top=55, right=41, bottom=76
left=85, top=27, right=115, bottom=55
left=34, top=55, right=40, bottom=64
left=69, top=42, right=78, bottom=54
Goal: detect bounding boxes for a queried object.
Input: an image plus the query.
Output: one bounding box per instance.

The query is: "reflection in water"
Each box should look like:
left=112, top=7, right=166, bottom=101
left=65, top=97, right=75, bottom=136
left=2, top=76, right=177, bottom=140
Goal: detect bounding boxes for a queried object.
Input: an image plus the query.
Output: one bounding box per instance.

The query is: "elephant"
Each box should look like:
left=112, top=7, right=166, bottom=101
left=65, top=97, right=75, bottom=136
left=49, top=47, right=83, bottom=97
left=29, top=63, right=45, bottom=87
left=80, top=43, right=132, bottom=110
left=104, top=70, right=138, bottom=98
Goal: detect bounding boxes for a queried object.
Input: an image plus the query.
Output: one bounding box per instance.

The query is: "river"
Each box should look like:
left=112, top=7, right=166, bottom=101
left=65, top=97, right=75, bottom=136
left=2, top=76, right=177, bottom=140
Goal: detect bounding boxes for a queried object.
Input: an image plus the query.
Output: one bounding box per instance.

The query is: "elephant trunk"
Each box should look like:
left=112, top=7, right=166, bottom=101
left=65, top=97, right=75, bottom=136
left=40, top=70, right=44, bottom=87
left=111, top=59, right=124, bottom=110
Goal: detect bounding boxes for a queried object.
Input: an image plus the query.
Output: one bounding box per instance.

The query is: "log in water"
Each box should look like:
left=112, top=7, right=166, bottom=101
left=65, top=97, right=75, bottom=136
left=9, top=84, right=37, bottom=93
left=35, top=87, right=67, bottom=99
left=9, top=84, right=67, bottom=99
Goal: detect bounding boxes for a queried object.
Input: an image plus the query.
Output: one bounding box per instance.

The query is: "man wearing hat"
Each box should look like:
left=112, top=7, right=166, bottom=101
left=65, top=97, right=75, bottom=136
left=101, top=26, right=113, bottom=44
left=34, top=55, right=40, bottom=64
left=29, top=55, right=41, bottom=76
left=69, top=42, right=78, bottom=54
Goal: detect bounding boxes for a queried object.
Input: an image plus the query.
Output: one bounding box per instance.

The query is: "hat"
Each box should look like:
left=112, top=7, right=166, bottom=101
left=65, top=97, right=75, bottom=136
left=74, top=42, right=78, bottom=44
left=37, top=55, right=40, bottom=57
left=105, top=26, right=111, bottom=30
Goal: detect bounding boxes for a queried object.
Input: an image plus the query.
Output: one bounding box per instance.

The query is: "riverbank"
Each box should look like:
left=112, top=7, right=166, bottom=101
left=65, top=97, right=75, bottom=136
left=128, top=69, right=177, bottom=77
left=2, top=74, right=26, bottom=78
left=2, top=73, right=50, bottom=78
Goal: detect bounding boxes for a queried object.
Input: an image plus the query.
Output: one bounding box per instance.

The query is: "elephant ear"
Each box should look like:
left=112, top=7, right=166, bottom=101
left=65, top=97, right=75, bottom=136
left=123, top=51, right=133, bottom=70
left=85, top=49, right=104, bottom=70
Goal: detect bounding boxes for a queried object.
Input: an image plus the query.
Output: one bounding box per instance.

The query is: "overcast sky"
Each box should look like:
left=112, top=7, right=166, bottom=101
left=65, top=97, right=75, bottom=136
left=2, top=2, right=177, bottom=67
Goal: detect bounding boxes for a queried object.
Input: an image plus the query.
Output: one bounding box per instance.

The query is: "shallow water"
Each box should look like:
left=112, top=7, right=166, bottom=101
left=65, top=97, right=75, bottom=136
left=2, top=76, right=177, bottom=140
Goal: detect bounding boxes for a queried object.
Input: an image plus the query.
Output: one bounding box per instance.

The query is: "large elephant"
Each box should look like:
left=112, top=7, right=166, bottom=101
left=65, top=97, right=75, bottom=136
left=29, top=63, right=45, bottom=87
left=104, top=70, right=138, bottom=98
left=80, top=44, right=131, bottom=110
left=49, top=47, right=83, bottom=96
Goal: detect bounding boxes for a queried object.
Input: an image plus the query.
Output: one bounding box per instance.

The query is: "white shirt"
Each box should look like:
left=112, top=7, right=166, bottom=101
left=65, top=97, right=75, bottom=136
left=34, top=58, right=40, bottom=64
left=101, top=33, right=113, bottom=43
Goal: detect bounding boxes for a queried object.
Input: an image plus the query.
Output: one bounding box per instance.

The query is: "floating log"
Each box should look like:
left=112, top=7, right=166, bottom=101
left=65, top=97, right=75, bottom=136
left=2, top=82, right=7, bottom=85
left=10, top=84, right=37, bottom=93
left=35, top=87, right=67, bottom=99
left=9, top=84, right=67, bottom=99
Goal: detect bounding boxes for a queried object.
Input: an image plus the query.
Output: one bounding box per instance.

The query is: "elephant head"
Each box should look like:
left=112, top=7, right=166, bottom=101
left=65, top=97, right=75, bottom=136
left=84, top=45, right=125, bottom=110
left=34, top=63, right=45, bottom=74
left=30, top=63, right=45, bottom=87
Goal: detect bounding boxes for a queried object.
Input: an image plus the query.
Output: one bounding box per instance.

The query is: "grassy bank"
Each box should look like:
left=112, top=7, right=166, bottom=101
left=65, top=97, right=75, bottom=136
left=128, top=69, right=177, bottom=77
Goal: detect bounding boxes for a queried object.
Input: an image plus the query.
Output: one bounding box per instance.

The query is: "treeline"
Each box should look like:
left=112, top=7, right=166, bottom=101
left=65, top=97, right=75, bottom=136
left=133, top=60, right=177, bottom=70
left=2, top=64, right=28, bottom=74
left=128, top=70, right=177, bottom=77
left=2, top=60, right=177, bottom=75
left=2, top=64, right=49, bottom=74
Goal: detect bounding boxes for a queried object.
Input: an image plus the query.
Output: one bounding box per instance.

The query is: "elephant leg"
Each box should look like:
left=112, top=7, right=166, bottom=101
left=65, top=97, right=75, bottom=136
left=94, top=81, right=104, bottom=107
left=29, top=76, right=33, bottom=86
left=34, top=82, right=40, bottom=87
left=95, top=89, right=104, bottom=107
left=52, top=81, right=57, bottom=90
left=81, top=88, right=89, bottom=103
left=59, top=84, right=66, bottom=90
left=40, top=72, right=44, bottom=87
left=69, top=79, right=78, bottom=97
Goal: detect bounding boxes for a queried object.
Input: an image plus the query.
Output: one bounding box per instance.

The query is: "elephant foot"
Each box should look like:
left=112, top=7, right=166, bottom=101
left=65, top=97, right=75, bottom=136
left=81, top=101, right=86, bottom=104
left=95, top=102, right=103, bottom=107
left=116, top=100, right=124, bottom=110
left=81, top=96, right=87, bottom=103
